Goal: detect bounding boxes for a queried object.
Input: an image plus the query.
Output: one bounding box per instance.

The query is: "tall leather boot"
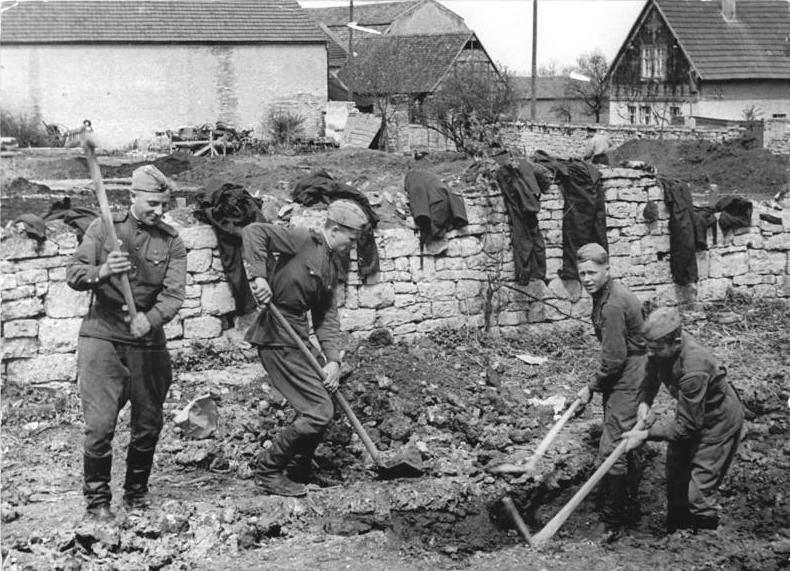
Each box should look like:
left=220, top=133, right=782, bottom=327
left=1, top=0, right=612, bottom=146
left=285, top=434, right=320, bottom=485
left=123, top=446, right=155, bottom=510
left=626, top=450, right=643, bottom=525
left=598, top=473, right=629, bottom=542
left=83, top=454, right=115, bottom=522
left=254, top=426, right=307, bottom=497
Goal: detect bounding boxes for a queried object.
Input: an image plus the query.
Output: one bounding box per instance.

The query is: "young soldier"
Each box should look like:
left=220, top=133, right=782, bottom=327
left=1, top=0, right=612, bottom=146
left=242, top=199, right=367, bottom=497
left=622, top=307, right=744, bottom=533
left=575, top=243, right=646, bottom=540
left=67, top=165, right=186, bottom=521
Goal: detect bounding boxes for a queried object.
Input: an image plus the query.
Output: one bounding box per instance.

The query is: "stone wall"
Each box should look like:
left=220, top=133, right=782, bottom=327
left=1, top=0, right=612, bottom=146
left=499, top=122, right=748, bottom=159
left=2, top=169, right=789, bottom=386
left=764, top=119, right=790, bottom=156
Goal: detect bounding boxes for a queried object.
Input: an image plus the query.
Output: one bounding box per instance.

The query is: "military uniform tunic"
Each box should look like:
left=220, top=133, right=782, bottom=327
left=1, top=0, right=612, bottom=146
left=67, top=212, right=186, bottom=457
left=589, top=278, right=647, bottom=476
left=638, top=332, right=744, bottom=525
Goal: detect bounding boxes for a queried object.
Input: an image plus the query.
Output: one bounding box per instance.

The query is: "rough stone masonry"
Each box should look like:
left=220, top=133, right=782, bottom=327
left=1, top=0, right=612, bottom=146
left=2, top=168, right=789, bottom=386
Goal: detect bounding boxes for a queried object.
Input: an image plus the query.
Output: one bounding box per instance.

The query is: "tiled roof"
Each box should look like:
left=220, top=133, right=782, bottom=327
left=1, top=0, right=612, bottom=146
left=338, top=32, right=475, bottom=94
left=511, top=76, right=589, bottom=100
left=656, top=0, right=790, bottom=80
left=0, top=0, right=327, bottom=44
left=306, top=0, right=421, bottom=28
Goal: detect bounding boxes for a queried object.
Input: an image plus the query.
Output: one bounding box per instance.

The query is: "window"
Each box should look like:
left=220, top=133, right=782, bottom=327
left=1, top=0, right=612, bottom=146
left=640, top=105, right=652, bottom=124
left=628, top=105, right=637, bottom=125
left=641, top=45, right=666, bottom=80
left=670, top=106, right=681, bottom=117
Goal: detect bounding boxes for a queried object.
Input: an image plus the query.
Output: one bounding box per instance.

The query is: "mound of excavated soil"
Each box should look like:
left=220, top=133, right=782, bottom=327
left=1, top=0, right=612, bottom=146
left=611, top=137, right=789, bottom=201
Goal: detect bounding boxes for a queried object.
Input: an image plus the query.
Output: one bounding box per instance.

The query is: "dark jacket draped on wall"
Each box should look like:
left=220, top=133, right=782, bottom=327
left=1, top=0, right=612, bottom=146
left=493, top=153, right=546, bottom=283
left=404, top=169, right=468, bottom=244
left=194, top=179, right=266, bottom=315
left=533, top=152, right=607, bottom=280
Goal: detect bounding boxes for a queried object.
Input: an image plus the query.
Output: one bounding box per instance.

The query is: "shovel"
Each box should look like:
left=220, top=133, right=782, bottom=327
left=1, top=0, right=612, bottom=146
left=487, top=397, right=582, bottom=474
left=267, top=304, right=423, bottom=479
left=530, top=416, right=649, bottom=547
left=79, top=131, right=138, bottom=321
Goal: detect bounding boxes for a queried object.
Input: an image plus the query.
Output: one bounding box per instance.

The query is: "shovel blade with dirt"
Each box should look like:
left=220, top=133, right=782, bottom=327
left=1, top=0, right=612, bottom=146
left=267, top=304, right=423, bottom=479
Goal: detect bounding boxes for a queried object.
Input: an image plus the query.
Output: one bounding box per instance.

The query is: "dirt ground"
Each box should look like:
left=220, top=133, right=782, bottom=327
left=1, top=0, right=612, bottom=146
left=1, top=144, right=789, bottom=570
left=2, top=297, right=789, bottom=570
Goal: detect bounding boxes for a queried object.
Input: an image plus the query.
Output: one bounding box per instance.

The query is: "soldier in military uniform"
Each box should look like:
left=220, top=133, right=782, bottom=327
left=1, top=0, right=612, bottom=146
left=622, top=307, right=744, bottom=533
left=67, top=165, right=186, bottom=521
left=575, top=243, right=646, bottom=540
left=242, top=199, right=368, bottom=498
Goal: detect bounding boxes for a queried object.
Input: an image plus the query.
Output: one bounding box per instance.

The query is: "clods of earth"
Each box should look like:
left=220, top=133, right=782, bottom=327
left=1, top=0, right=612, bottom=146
left=2, top=296, right=789, bottom=570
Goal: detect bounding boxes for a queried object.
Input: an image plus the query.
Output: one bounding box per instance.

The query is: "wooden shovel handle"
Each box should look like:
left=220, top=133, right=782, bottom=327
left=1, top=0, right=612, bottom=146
left=266, top=303, right=383, bottom=466
left=81, top=134, right=137, bottom=319
left=530, top=416, right=648, bottom=547
left=526, top=397, right=582, bottom=468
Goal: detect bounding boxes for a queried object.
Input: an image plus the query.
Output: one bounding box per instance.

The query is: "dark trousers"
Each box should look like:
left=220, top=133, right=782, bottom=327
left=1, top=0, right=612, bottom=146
left=666, top=426, right=741, bottom=526
left=78, top=336, right=173, bottom=458
left=258, top=347, right=335, bottom=439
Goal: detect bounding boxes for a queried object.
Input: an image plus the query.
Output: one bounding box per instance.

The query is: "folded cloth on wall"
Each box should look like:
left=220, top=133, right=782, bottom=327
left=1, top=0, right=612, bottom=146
left=194, top=179, right=266, bottom=315
left=405, top=169, right=468, bottom=244
left=532, top=152, right=607, bottom=280
left=290, top=169, right=380, bottom=281
left=44, top=197, right=99, bottom=242
left=493, top=151, right=546, bottom=283
left=11, top=213, right=47, bottom=241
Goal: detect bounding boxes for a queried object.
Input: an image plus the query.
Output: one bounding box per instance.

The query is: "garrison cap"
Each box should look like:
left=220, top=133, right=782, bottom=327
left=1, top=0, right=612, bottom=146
left=643, top=307, right=682, bottom=340
left=132, top=165, right=172, bottom=193
left=327, top=199, right=368, bottom=230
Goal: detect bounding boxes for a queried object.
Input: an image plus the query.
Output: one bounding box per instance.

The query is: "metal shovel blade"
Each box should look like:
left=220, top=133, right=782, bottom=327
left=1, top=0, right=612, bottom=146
left=376, top=448, right=424, bottom=479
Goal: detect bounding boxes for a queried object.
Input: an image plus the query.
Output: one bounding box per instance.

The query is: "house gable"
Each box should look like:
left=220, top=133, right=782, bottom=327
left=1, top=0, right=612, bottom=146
left=608, top=1, right=696, bottom=100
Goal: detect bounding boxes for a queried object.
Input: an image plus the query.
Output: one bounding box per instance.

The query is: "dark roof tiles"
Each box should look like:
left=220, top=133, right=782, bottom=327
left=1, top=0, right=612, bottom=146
left=0, top=0, right=327, bottom=44
left=656, top=0, right=790, bottom=80
left=338, top=32, right=474, bottom=94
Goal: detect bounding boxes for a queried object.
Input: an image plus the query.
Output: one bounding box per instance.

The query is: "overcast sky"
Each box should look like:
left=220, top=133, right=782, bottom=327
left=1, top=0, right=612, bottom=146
left=298, top=0, right=647, bottom=76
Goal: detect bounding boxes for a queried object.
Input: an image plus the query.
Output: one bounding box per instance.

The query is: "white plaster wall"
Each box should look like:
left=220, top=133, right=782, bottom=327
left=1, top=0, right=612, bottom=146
left=609, top=80, right=790, bottom=125
left=0, top=43, right=327, bottom=149
left=387, top=2, right=469, bottom=35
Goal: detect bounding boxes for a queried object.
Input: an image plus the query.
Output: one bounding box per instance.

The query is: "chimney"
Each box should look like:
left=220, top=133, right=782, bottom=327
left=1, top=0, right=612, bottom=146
left=722, top=0, right=736, bottom=21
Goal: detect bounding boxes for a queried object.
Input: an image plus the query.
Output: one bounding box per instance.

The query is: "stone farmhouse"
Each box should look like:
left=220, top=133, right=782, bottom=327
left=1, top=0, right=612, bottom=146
left=0, top=0, right=329, bottom=149
left=607, top=0, right=790, bottom=126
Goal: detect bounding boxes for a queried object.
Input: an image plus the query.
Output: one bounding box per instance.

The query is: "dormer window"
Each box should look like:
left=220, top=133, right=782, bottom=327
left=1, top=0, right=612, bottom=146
left=641, top=45, right=666, bottom=80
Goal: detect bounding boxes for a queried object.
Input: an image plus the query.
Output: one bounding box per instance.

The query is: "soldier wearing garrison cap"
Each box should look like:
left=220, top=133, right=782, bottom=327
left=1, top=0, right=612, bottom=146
left=242, top=199, right=368, bottom=497
left=575, top=242, right=646, bottom=541
left=622, top=307, right=744, bottom=533
left=67, top=164, right=186, bottom=522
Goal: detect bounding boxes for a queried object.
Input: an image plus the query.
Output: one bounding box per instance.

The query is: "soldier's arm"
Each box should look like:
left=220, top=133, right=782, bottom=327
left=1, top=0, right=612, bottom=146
left=312, top=293, right=342, bottom=364
left=647, top=372, right=707, bottom=441
left=66, top=218, right=107, bottom=290
left=146, top=236, right=187, bottom=328
left=242, top=223, right=309, bottom=280
left=637, top=357, right=662, bottom=406
left=589, top=303, right=628, bottom=392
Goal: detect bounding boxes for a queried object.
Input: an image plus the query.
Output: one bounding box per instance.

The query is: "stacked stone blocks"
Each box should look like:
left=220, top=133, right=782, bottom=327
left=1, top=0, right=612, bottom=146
left=2, top=169, right=789, bottom=386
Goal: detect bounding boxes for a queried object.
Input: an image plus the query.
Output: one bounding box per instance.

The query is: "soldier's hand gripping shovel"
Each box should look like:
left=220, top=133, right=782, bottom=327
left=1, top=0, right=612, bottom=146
left=529, top=415, right=649, bottom=547
left=267, top=304, right=423, bottom=479
left=79, top=130, right=138, bottom=322
left=487, top=398, right=583, bottom=474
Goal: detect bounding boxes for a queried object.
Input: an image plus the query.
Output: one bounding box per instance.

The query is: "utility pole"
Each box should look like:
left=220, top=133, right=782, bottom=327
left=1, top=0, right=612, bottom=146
left=346, top=0, right=354, bottom=102
left=531, top=0, right=537, bottom=121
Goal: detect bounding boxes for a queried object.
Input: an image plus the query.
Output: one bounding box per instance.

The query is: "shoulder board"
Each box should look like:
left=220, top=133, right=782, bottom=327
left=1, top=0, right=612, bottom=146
left=155, top=220, right=179, bottom=238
